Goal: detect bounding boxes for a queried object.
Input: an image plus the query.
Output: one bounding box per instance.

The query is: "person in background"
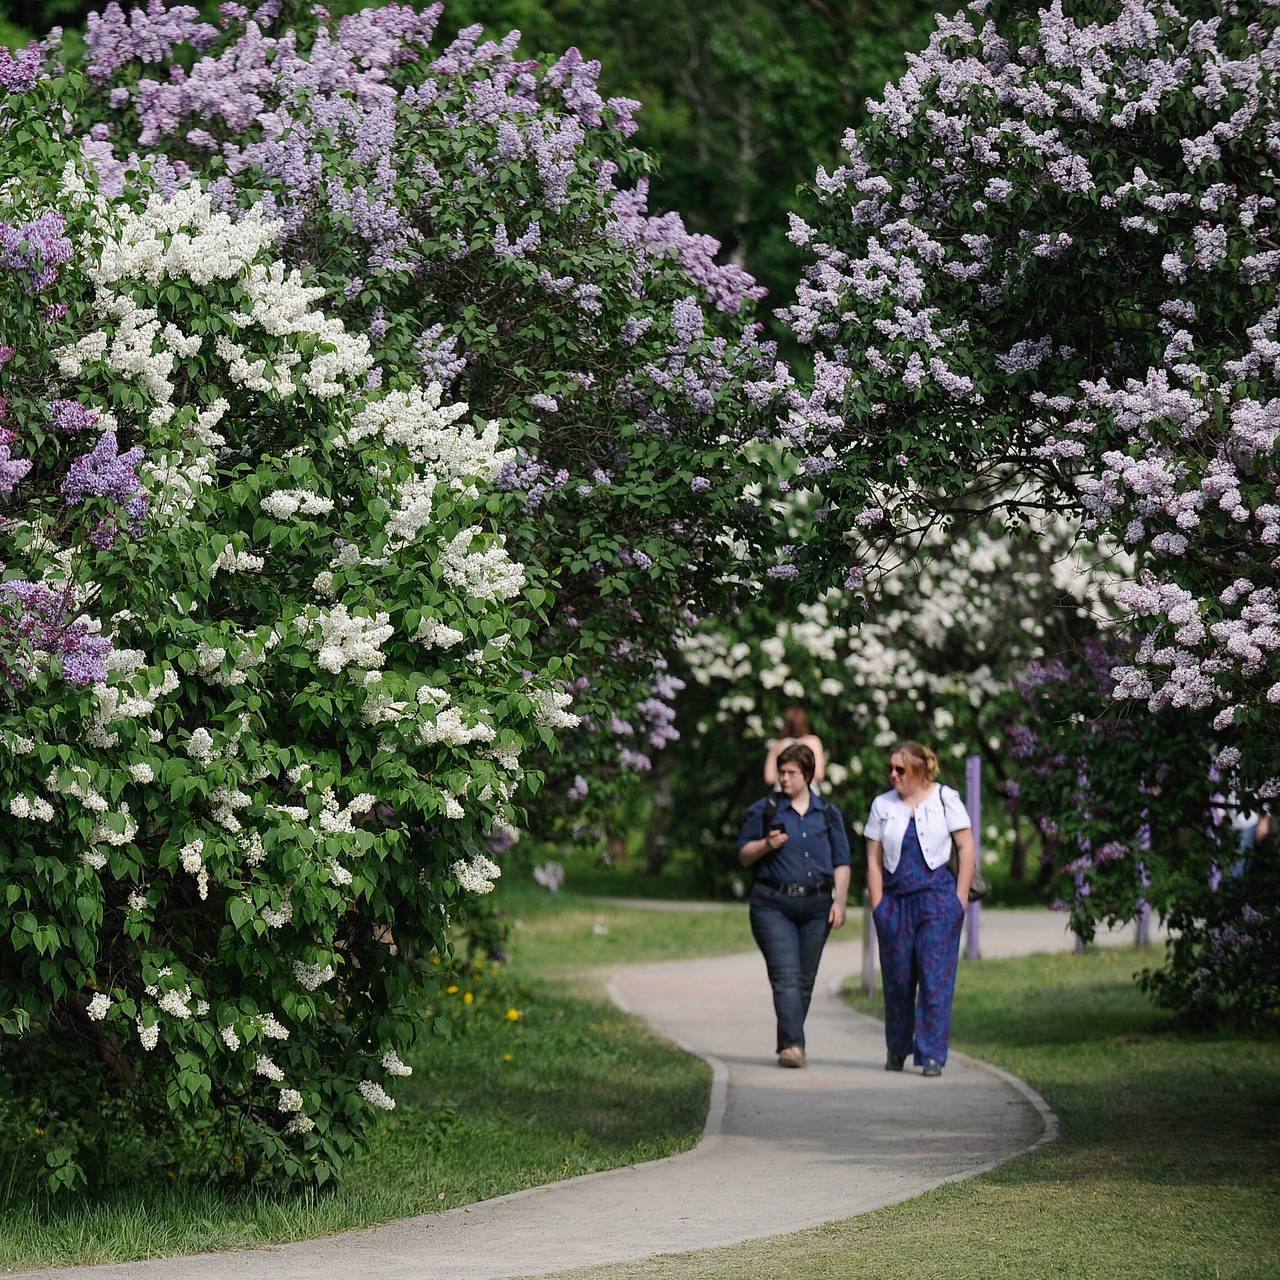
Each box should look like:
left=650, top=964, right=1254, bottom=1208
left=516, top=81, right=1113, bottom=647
left=738, top=743, right=851, bottom=1068
left=865, top=740, right=975, bottom=1078
left=764, top=706, right=825, bottom=786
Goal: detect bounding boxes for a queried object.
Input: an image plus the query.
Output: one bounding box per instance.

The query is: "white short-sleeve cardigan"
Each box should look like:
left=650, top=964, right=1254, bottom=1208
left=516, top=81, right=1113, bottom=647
left=864, top=784, right=971, bottom=873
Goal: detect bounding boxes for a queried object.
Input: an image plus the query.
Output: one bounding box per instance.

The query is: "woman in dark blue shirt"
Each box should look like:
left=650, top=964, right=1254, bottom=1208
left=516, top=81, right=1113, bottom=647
left=737, top=743, right=852, bottom=1067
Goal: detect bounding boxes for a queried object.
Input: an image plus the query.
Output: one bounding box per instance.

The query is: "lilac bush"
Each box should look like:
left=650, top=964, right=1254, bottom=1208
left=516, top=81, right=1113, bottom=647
left=1008, top=643, right=1277, bottom=1020
left=780, top=0, right=1279, bottom=1012
left=1, top=67, right=575, bottom=1188
left=63, top=1, right=784, bottom=825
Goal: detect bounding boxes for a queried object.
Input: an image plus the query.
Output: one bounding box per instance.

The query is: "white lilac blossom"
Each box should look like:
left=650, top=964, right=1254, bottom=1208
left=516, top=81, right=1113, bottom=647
left=381, top=1049, right=412, bottom=1077
left=450, top=854, right=502, bottom=895
left=86, top=992, right=112, bottom=1021
left=357, top=1080, right=396, bottom=1110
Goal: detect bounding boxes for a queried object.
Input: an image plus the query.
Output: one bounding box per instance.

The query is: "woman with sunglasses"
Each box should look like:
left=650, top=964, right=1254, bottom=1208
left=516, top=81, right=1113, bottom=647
left=864, top=741, right=975, bottom=1077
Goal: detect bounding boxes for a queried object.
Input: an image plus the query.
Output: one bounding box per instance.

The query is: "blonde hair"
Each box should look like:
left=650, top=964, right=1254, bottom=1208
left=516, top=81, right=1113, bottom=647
left=893, top=740, right=939, bottom=782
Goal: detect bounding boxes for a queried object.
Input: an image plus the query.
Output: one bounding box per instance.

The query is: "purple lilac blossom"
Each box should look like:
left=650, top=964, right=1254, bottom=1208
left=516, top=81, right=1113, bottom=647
left=47, top=399, right=99, bottom=433
left=0, top=581, right=112, bottom=686
left=61, top=431, right=146, bottom=508
left=1, top=213, right=73, bottom=293
left=0, top=46, right=41, bottom=94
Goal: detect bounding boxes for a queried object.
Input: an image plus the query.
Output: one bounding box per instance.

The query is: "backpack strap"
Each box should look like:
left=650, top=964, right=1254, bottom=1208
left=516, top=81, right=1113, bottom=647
left=759, top=794, right=779, bottom=841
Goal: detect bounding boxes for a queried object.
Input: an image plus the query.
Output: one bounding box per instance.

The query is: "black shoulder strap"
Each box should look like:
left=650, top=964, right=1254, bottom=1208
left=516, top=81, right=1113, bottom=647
left=760, top=794, right=778, bottom=841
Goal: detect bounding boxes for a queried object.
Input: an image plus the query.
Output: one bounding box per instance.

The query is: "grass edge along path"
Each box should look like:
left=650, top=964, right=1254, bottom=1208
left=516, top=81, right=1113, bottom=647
left=0, top=958, right=711, bottom=1271
left=548, top=949, right=1280, bottom=1280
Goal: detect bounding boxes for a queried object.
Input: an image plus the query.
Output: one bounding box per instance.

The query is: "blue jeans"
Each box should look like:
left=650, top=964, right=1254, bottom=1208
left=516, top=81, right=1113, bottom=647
left=749, top=884, right=833, bottom=1052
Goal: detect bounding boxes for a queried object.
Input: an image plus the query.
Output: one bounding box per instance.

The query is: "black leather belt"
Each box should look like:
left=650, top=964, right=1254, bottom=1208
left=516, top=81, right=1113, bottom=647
left=759, top=880, right=833, bottom=897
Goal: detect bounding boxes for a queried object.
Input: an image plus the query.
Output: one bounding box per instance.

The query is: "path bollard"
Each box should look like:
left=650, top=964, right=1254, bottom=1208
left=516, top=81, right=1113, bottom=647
left=965, top=754, right=982, bottom=961
left=861, top=887, right=877, bottom=996
left=1136, top=810, right=1152, bottom=949
left=1073, top=871, right=1085, bottom=953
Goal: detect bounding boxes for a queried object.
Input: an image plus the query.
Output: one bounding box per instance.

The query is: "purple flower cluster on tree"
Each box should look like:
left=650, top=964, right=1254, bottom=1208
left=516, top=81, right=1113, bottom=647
left=772, top=0, right=1276, bottom=902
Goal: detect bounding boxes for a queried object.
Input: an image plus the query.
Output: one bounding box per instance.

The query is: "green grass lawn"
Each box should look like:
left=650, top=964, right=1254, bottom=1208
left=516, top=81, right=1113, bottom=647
left=493, top=883, right=761, bottom=972
left=0, top=962, right=709, bottom=1270
left=552, top=949, right=1280, bottom=1280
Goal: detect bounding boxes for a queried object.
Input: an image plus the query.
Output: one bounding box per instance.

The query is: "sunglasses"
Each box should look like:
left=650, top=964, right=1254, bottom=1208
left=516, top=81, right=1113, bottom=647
left=887, top=764, right=908, bottom=777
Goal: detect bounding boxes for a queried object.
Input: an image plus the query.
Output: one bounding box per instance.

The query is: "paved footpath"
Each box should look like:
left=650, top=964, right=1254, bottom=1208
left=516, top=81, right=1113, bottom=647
left=25, top=909, right=1154, bottom=1280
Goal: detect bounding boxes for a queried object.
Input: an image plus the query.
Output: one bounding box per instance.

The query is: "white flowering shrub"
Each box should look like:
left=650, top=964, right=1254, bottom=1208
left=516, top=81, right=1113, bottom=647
left=673, top=508, right=1125, bottom=888
left=1, top=74, right=571, bottom=1187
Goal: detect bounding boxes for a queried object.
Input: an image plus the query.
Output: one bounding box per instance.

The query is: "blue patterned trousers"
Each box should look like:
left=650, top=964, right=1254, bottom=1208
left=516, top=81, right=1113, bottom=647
left=873, top=888, right=965, bottom=1065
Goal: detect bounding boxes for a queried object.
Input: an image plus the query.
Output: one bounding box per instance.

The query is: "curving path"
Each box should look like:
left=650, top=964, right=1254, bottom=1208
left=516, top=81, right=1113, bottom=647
left=19, top=909, right=1138, bottom=1280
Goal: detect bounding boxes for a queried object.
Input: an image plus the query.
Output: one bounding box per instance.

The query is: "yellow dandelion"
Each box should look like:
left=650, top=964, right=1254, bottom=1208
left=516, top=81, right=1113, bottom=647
left=502, top=1053, right=514, bottom=1063
left=446, top=984, right=459, bottom=994
left=463, top=991, right=474, bottom=1005
left=506, top=1007, right=521, bottom=1022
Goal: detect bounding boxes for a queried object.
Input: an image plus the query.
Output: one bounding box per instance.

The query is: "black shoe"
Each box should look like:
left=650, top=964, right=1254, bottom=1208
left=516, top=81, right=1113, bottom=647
left=885, top=1054, right=905, bottom=1072
left=922, top=1058, right=942, bottom=1077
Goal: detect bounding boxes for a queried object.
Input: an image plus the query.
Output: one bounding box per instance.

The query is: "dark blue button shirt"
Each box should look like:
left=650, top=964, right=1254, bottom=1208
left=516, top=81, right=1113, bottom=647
left=737, top=790, right=852, bottom=887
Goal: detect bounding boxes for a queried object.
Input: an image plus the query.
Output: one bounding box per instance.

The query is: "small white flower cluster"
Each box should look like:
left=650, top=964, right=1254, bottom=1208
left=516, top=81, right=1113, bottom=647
left=450, top=853, right=502, bottom=895
left=438, top=527, right=527, bottom=602
left=86, top=992, right=112, bottom=1021
left=293, top=960, right=335, bottom=990
left=260, top=489, right=336, bottom=520
left=255, top=1054, right=285, bottom=1082
left=87, top=664, right=180, bottom=749
left=381, top=1049, right=413, bottom=1077
left=418, top=705, right=497, bottom=748
left=415, top=616, right=465, bottom=649
left=357, top=1080, right=396, bottom=1110
left=143, top=449, right=215, bottom=517
left=262, top=901, right=293, bottom=928
left=343, top=386, right=509, bottom=486
left=179, top=838, right=209, bottom=900
left=157, top=987, right=193, bottom=1019
left=278, top=1088, right=303, bottom=1113
left=317, top=788, right=376, bottom=834
left=46, top=765, right=108, bottom=812
left=9, top=794, right=55, bottom=821
left=137, top=1019, right=160, bottom=1051
left=299, top=604, right=394, bottom=674
left=257, top=1012, right=290, bottom=1040
left=530, top=687, right=581, bottom=730
left=210, top=543, right=266, bottom=576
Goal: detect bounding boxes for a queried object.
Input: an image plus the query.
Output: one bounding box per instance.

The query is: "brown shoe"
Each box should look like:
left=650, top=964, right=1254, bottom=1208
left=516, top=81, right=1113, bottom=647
left=777, top=1046, right=806, bottom=1068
